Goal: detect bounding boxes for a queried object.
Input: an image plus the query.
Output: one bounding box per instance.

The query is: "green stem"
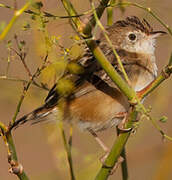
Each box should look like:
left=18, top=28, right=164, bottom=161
left=0, top=2, right=97, bottom=20
left=112, top=2, right=172, bottom=36
left=0, top=76, right=49, bottom=91
left=6, top=132, right=18, bottom=161
left=68, top=126, right=75, bottom=180
left=139, top=54, right=172, bottom=99
left=6, top=132, right=29, bottom=180
left=121, top=148, right=128, bottom=180
left=86, top=39, right=136, bottom=101
left=95, top=110, right=137, bottom=180
left=107, top=7, right=113, bottom=26
left=91, top=1, right=130, bottom=84
left=12, top=79, right=33, bottom=124
left=116, top=128, right=128, bottom=180
left=0, top=1, right=32, bottom=41
left=61, top=0, right=83, bottom=31
left=60, top=126, right=75, bottom=180
left=107, top=0, right=116, bottom=26
left=11, top=54, right=48, bottom=124
left=58, top=99, right=75, bottom=180
left=82, top=0, right=110, bottom=36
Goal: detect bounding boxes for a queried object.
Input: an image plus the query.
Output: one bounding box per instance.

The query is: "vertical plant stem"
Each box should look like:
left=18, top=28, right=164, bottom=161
left=95, top=110, right=137, bottom=180
left=60, top=126, right=75, bottom=180
left=121, top=148, right=128, bottom=180
left=5, top=131, right=29, bottom=180
left=107, top=7, right=113, bottom=26
left=58, top=99, right=75, bottom=180
left=116, top=127, right=128, bottom=180
left=68, top=126, right=75, bottom=180
left=107, top=0, right=116, bottom=26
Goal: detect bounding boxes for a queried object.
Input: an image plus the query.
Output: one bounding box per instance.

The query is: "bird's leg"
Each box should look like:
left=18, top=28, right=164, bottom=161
left=109, top=156, right=124, bottom=175
left=89, top=130, right=124, bottom=174
left=114, top=112, right=132, bottom=132
left=89, top=130, right=109, bottom=162
left=89, top=130, right=109, bottom=152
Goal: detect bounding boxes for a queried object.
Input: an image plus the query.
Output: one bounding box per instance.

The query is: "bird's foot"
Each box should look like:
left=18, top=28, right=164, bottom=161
left=99, top=150, right=109, bottom=164
left=115, top=112, right=132, bottom=132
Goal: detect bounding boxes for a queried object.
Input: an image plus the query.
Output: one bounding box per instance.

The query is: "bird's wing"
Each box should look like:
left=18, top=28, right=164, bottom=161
left=11, top=41, right=125, bottom=130
left=44, top=39, right=127, bottom=108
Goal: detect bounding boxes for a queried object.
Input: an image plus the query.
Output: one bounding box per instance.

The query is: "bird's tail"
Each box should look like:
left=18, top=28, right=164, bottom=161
left=10, top=105, right=57, bottom=130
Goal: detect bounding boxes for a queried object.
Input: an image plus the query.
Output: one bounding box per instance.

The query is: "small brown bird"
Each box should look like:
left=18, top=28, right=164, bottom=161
left=11, top=16, right=165, bottom=152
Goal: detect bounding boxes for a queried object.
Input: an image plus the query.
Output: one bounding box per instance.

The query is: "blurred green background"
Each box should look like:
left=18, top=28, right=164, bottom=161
left=0, top=0, right=172, bottom=180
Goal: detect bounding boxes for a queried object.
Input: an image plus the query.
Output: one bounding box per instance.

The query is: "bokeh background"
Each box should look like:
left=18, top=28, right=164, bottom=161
left=0, top=0, right=172, bottom=179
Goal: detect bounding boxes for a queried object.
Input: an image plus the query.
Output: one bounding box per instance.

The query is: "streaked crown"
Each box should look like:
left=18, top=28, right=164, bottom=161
left=101, top=16, right=166, bottom=55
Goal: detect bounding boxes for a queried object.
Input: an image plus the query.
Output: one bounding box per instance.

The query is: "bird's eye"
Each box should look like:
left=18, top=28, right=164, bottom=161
left=128, top=33, right=137, bottom=41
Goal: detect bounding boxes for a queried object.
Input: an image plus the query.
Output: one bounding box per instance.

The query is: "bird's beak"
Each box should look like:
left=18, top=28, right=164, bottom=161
left=150, top=31, right=167, bottom=38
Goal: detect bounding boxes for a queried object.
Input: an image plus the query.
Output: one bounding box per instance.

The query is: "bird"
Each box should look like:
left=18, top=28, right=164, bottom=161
left=10, top=16, right=166, bottom=153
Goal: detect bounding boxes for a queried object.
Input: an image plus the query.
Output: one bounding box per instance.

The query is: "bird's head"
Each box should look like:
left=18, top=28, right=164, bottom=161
left=104, top=16, right=166, bottom=55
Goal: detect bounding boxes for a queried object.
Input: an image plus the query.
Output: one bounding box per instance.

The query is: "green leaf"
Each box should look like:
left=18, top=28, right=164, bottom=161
left=159, top=116, right=168, bottom=123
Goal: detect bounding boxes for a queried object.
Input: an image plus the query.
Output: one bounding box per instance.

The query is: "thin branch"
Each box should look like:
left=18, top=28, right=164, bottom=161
left=11, top=54, right=48, bottom=124
left=0, top=124, right=29, bottom=179
left=68, top=125, right=75, bottom=180
left=58, top=99, right=76, bottom=180
left=0, top=3, right=12, bottom=9
left=0, top=2, right=95, bottom=20
left=137, top=54, right=172, bottom=99
left=61, top=0, right=84, bottom=32
left=137, top=102, right=172, bottom=141
left=82, top=0, right=110, bottom=36
left=10, top=49, right=32, bottom=80
left=0, top=1, right=32, bottom=41
left=106, top=0, right=115, bottom=26
left=112, top=1, right=172, bottom=36
left=91, top=0, right=131, bottom=85
left=4, top=131, right=29, bottom=180
left=0, top=76, right=49, bottom=91
left=60, top=124, right=75, bottom=180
